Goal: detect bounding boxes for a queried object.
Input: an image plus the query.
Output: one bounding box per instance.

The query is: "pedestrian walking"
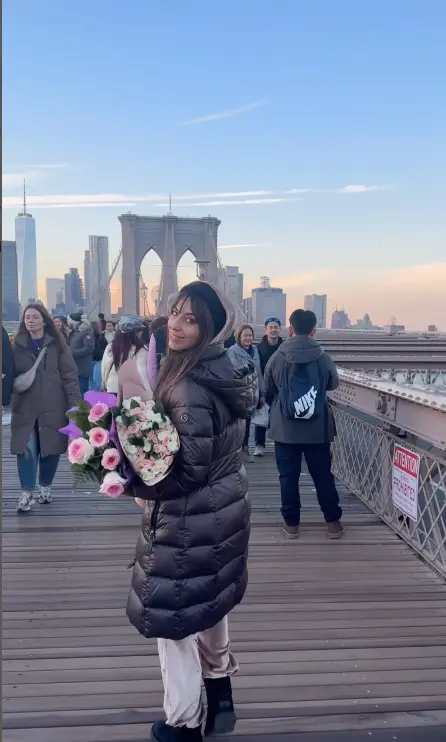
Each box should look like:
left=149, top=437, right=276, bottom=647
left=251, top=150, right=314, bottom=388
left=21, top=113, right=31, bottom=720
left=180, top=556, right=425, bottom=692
left=67, top=313, right=94, bottom=395
left=53, top=315, right=70, bottom=342
left=264, top=309, right=344, bottom=539
left=101, top=315, right=152, bottom=395
left=227, top=324, right=262, bottom=462
left=253, top=317, right=283, bottom=456
left=10, top=304, right=80, bottom=512
left=127, top=281, right=256, bottom=742
left=2, top=325, right=14, bottom=408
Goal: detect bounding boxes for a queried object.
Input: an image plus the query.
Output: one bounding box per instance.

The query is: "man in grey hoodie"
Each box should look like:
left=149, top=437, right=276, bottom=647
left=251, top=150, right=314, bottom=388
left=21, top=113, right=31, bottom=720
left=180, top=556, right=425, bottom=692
left=264, top=309, right=344, bottom=539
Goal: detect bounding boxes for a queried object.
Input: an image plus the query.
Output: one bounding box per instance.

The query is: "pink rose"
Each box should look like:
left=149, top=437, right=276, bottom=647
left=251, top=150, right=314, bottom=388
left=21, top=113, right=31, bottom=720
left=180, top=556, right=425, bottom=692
left=101, top=447, right=121, bottom=471
left=99, top=471, right=127, bottom=498
left=88, top=402, right=110, bottom=423
left=88, top=427, right=109, bottom=448
left=153, top=443, right=163, bottom=454
left=127, top=423, right=140, bottom=435
left=68, top=437, right=95, bottom=465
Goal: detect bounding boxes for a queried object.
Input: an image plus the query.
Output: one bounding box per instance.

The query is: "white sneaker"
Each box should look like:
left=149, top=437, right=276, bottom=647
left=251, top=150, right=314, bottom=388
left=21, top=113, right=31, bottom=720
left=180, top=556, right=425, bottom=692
left=253, top=445, right=265, bottom=457
left=17, top=491, right=35, bottom=513
left=36, top=485, right=52, bottom=504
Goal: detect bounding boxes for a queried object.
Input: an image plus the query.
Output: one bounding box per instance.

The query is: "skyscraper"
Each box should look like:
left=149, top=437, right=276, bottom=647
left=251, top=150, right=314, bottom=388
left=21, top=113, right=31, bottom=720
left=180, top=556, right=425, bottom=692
left=304, top=294, right=327, bottom=328
left=331, top=308, right=351, bottom=329
left=86, top=236, right=111, bottom=316
left=15, top=182, right=37, bottom=307
left=2, top=241, right=20, bottom=320
left=223, top=265, right=244, bottom=308
left=64, top=268, right=83, bottom=313
left=46, top=278, right=65, bottom=312
left=84, top=250, right=91, bottom=311
left=252, top=277, right=287, bottom=326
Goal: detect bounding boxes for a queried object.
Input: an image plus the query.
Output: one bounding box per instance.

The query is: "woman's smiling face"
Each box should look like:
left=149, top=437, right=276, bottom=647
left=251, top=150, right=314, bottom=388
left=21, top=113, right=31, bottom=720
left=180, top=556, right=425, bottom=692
left=168, top=298, right=201, bottom=352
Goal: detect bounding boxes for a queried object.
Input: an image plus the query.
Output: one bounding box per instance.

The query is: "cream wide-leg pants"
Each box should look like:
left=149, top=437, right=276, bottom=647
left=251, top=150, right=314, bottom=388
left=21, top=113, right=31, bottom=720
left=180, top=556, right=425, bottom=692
left=157, top=615, right=238, bottom=728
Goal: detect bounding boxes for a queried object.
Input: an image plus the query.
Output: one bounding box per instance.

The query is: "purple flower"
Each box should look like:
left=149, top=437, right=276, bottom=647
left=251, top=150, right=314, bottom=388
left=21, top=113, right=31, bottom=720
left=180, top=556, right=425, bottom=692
left=59, top=422, right=83, bottom=440
left=83, top=390, right=117, bottom=409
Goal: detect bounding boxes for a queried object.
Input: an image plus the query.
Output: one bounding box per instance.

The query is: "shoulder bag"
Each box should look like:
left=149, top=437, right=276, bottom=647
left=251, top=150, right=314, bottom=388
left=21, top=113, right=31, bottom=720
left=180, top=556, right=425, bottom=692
left=13, top=347, right=48, bottom=394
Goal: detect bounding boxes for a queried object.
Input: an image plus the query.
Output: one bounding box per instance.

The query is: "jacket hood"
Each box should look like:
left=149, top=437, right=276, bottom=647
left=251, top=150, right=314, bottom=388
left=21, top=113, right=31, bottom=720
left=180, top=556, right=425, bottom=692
left=190, top=346, right=257, bottom=419
left=179, top=281, right=234, bottom=346
left=77, top=318, right=92, bottom=333
left=278, top=335, right=323, bottom=364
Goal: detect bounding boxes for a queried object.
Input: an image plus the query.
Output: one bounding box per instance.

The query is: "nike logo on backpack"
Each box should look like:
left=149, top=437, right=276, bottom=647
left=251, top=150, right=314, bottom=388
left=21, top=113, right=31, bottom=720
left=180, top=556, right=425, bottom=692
left=294, top=386, right=317, bottom=419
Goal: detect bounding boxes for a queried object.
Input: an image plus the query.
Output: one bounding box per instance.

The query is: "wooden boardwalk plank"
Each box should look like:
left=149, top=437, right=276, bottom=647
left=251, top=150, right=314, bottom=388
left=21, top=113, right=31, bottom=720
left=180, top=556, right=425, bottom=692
left=2, top=429, right=446, bottom=740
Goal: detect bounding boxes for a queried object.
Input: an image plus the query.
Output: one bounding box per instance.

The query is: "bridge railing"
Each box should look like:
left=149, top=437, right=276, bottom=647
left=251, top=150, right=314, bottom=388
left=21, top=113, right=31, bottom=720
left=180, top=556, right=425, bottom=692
left=331, top=405, right=446, bottom=578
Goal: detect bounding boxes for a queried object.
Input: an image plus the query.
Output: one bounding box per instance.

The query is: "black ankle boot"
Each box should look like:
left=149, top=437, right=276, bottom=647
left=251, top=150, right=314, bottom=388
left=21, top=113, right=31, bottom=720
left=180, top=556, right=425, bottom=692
left=204, top=677, right=236, bottom=736
left=151, top=720, right=203, bottom=741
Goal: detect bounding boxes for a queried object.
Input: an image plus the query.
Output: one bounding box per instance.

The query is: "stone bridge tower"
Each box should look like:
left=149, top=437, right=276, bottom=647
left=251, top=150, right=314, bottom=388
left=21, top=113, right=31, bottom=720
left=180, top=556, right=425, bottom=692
left=119, top=213, right=220, bottom=315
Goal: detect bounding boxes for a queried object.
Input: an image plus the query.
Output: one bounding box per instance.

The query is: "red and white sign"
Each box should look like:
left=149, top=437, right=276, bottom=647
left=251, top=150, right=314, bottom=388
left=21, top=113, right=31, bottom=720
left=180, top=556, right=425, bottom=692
left=392, top=444, right=421, bottom=522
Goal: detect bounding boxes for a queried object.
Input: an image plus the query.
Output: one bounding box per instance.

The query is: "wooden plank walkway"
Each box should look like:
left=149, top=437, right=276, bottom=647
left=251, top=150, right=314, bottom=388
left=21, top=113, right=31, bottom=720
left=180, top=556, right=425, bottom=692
left=2, top=426, right=446, bottom=741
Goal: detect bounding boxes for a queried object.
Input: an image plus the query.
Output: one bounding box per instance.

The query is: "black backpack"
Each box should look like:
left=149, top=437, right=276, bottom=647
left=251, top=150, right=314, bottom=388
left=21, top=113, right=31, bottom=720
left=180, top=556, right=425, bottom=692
left=279, top=360, right=325, bottom=421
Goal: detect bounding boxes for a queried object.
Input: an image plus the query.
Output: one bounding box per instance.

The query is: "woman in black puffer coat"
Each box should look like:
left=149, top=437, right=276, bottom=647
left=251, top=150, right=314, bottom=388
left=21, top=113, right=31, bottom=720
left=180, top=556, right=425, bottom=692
left=127, top=281, right=257, bottom=742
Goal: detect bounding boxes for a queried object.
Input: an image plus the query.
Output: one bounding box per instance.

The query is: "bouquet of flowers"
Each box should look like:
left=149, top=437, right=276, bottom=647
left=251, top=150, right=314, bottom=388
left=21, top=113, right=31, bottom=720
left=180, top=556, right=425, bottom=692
left=60, top=391, right=129, bottom=498
left=115, top=396, right=180, bottom=486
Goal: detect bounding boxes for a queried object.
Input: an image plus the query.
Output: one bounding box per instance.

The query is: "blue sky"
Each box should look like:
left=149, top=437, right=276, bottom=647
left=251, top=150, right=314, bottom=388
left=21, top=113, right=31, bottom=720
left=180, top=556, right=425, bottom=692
left=3, top=0, right=446, bottom=328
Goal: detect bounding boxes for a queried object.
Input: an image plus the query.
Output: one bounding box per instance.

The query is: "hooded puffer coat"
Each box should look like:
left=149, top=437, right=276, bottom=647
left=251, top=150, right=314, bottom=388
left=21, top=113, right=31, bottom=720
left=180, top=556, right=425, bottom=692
left=127, top=291, right=257, bottom=641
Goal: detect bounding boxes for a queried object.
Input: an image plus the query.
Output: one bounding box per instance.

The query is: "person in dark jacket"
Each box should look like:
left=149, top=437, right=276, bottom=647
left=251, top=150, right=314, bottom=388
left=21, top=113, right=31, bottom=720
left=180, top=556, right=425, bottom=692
left=67, top=313, right=94, bottom=395
left=253, top=317, right=283, bottom=456
left=2, top=325, right=14, bottom=407
left=264, top=309, right=343, bottom=540
left=11, top=304, right=81, bottom=512
left=127, top=281, right=257, bottom=742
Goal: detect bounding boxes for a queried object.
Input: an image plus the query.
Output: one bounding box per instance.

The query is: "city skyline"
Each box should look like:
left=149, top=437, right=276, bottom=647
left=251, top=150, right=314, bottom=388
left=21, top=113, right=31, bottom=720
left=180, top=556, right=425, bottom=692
left=3, top=0, right=445, bottom=330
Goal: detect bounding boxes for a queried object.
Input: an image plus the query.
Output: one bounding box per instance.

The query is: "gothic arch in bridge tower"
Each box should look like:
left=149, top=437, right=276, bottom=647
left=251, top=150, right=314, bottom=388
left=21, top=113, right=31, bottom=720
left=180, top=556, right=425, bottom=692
left=119, top=213, right=221, bottom=315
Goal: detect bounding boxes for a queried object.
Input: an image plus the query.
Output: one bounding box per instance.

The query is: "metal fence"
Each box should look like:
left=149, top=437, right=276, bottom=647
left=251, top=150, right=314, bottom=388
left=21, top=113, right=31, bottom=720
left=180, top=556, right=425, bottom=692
left=330, top=405, right=446, bottom=578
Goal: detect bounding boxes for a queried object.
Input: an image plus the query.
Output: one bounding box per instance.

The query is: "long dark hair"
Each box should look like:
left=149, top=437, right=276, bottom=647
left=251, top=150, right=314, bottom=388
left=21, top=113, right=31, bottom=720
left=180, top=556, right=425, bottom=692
left=150, top=316, right=168, bottom=336
left=155, top=289, right=216, bottom=406
left=111, top=329, right=145, bottom=371
left=18, top=304, right=66, bottom=351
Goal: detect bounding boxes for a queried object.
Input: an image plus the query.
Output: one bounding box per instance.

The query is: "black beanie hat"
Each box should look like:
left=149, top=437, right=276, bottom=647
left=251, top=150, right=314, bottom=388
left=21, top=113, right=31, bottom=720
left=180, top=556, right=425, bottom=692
left=181, top=281, right=227, bottom=336
left=69, top=312, right=82, bottom=323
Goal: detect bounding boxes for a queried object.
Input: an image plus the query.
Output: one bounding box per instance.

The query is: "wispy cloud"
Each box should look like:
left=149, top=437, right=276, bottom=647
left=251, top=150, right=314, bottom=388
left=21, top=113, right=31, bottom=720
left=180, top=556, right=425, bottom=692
left=20, top=162, right=71, bottom=170
left=2, top=190, right=301, bottom=210
left=181, top=100, right=267, bottom=125
left=2, top=183, right=394, bottom=210
left=336, top=184, right=394, bottom=194
left=3, top=163, right=72, bottom=188
left=219, top=244, right=266, bottom=250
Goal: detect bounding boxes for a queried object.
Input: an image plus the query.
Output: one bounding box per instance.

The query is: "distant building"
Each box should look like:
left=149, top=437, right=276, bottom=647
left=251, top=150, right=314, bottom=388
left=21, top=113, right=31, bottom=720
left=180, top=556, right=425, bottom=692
left=384, top=323, right=405, bottom=335
left=15, top=183, right=37, bottom=307
left=252, top=277, right=286, bottom=326
left=331, top=308, right=351, bottom=329
left=84, top=250, right=91, bottom=311
left=85, top=236, right=111, bottom=316
left=46, top=278, right=65, bottom=312
left=304, top=294, right=327, bottom=328
left=224, top=265, right=244, bottom=308
left=428, top=324, right=438, bottom=332
left=64, top=268, right=83, bottom=313
left=242, top=297, right=253, bottom=323
left=356, top=313, right=373, bottom=330
left=2, top=241, right=20, bottom=320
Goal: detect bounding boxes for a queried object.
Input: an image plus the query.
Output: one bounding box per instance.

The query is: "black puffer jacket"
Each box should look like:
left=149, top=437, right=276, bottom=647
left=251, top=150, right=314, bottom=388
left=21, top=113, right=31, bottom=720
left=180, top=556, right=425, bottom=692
left=127, top=339, right=257, bottom=641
